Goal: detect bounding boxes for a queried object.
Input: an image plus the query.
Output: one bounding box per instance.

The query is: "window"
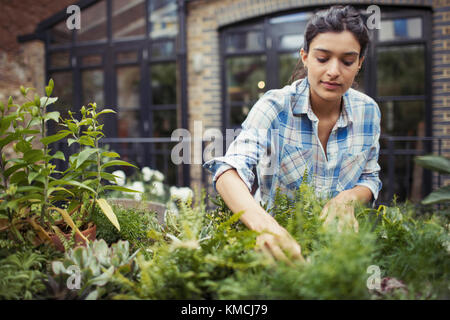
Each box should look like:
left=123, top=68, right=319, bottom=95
left=44, top=0, right=183, bottom=186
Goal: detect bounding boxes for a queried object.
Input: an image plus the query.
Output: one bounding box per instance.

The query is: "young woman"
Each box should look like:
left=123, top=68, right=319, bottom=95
left=203, top=5, right=382, bottom=262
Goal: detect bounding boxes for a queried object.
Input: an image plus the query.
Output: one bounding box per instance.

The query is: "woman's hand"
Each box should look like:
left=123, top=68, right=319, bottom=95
left=255, top=221, right=305, bottom=264
left=320, top=190, right=359, bottom=232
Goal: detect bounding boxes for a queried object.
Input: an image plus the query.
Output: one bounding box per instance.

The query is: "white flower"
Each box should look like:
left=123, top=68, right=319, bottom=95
left=111, top=170, right=126, bottom=186
left=142, top=167, right=153, bottom=182
left=131, top=181, right=145, bottom=193
left=153, top=170, right=165, bottom=182
left=129, top=181, right=145, bottom=201
left=152, top=181, right=165, bottom=197
left=170, top=186, right=193, bottom=202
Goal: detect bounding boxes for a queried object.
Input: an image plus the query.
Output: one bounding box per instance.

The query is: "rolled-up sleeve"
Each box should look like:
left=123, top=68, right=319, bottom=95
left=355, top=103, right=382, bottom=207
left=203, top=93, right=279, bottom=193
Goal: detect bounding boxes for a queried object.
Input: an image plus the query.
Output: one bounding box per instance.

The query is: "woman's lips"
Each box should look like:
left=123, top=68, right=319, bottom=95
left=321, top=81, right=341, bottom=90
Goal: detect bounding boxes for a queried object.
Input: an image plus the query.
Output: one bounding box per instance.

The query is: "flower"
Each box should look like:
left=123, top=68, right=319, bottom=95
left=152, top=181, right=165, bottom=197
left=153, top=170, right=165, bottom=182
left=126, top=181, right=145, bottom=201
left=142, top=167, right=153, bottom=182
left=170, top=186, right=193, bottom=202
left=111, top=170, right=126, bottom=186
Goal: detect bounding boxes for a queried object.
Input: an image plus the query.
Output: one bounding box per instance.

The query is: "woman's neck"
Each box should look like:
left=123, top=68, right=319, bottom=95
left=309, top=90, right=342, bottom=121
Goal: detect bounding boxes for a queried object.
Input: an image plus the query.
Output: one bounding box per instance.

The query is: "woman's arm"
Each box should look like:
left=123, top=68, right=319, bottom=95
left=216, top=168, right=304, bottom=262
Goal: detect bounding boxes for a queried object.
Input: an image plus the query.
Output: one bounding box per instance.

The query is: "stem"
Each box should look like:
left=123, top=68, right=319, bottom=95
left=93, top=121, right=101, bottom=217
left=0, top=153, right=7, bottom=191
left=40, top=96, right=49, bottom=226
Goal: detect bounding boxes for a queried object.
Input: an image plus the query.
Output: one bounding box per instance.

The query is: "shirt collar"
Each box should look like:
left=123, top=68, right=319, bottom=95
left=291, top=76, right=354, bottom=127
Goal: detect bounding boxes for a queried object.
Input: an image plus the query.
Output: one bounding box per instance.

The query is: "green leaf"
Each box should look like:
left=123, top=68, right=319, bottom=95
left=48, top=187, right=75, bottom=197
left=23, top=149, right=44, bottom=164
left=83, top=131, right=104, bottom=138
left=49, top=179, right=97, bottom=195
left=103, top=185, right=142, bottom=193
left=46, top=78, right=54, bottom=96
left=0, top=134, right=18, bottom=150
left=67, top=122, right=78, bottom=133
left=76, top=148, right=99, bottom=169
left=84, top=171, right=117, bottom=181
left=10, top=171, right=28, bottom=185
left=67, top=138, right=77, bottom=147
left=101, top=160, right=137, bottom=169
left=44, top=111, right=60, bottom=123
left=101, top=151, right=120, bottom=158
left=29, top=117, right=41, bottom=127
left=96, top=198, right=120, bottom=231
left=421, top=185, right=450, bottom=205
left=16, top=186, right=42, bottom=193
left=414, top=155, right=450, bottom=175
left=78, top=135, right=95, bottom=147
left=86, top=266, right=114, bottom=287
left=0, top=114, right=19, bottom=135
left=40, top=97, right=58, bottom=108
left=27, top=172, right=41, bottom=185
left=52, top=151, right=65, bottom=161
left=95, top=109, right=116, bottom=117
left=20, top=86, right=28, bottom=97
left=4, top=163, right=27, bottom=178
left=41, top=131, right=71, bottom=145
left=15, top=140, right=32, bottom=153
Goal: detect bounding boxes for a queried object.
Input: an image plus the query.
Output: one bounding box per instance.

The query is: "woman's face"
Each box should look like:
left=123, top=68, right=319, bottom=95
left=300, top=30, right=364, bottom=104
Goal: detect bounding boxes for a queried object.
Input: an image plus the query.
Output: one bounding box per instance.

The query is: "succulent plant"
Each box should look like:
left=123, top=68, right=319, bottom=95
left=50, top=239, right=139, bottom=299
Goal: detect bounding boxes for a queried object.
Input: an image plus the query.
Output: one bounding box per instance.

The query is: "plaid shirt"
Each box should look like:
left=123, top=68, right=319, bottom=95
left=203, top=76, right=382, bottom=211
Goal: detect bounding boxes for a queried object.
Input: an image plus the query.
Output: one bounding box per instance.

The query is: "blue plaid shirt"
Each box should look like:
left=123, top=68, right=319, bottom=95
left=203, top=77, right=382, bottom=211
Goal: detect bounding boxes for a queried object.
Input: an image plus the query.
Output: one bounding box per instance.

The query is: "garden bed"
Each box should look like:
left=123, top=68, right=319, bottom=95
left=0, top=187, right=448, bottom=300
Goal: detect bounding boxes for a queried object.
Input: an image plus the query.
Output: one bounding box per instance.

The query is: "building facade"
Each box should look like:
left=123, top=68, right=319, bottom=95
left=1, top=0, right=450, bottom=205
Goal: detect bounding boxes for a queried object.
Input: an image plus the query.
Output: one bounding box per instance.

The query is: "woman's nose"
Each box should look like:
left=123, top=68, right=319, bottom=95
left=327, top=59, right=340, bottom=77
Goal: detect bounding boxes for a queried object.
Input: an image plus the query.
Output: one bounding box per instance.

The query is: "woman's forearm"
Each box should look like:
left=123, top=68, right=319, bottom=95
left=215, top=169, right=279, bottom=233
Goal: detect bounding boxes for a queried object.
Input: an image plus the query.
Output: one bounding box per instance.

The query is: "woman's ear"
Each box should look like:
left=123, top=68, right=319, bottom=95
left=358, top=56, right=365, bottom=69
left=300, top=48, right=308, bottom=68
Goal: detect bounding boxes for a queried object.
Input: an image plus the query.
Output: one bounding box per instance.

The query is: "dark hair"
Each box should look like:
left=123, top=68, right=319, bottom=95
left=289, top=5, right=370, bottom=83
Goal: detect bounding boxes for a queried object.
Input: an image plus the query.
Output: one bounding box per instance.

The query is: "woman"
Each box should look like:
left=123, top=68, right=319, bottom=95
left=203, top=5, right=382, bottom=262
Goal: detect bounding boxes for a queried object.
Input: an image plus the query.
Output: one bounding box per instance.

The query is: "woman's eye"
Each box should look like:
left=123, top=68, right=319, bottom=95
left=317, top=58, right=328, bottom=63
left=343, top=60, right=355, bottom=66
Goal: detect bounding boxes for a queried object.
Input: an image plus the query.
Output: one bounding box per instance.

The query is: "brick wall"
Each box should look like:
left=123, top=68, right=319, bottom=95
left=431, top=0, right=450, bottom=188
left=0, top=0, right=76, bottom=161
left=0, top=0, right=75, bottom=95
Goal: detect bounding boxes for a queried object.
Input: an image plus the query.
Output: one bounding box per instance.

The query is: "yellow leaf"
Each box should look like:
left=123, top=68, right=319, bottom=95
left=28, top=217, right=52, bottom=243
left=50, top=206, right=89, bottom=244
left=96, top=198, right=120, bottom=231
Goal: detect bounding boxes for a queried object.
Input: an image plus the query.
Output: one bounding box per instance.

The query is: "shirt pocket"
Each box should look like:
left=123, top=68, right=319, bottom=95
left=336, top=149, right=370, bottom=192
left=279, top=144, right=313, bottom=191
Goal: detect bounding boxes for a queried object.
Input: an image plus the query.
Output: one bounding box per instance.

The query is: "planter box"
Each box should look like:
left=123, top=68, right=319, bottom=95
left=108, top=198, right=166, bottom=225
left=50, top=224, right=97, bottom=252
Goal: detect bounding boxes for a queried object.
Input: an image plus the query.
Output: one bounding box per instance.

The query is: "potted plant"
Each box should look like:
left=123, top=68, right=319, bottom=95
left=0, top=80, right=141, bottom=251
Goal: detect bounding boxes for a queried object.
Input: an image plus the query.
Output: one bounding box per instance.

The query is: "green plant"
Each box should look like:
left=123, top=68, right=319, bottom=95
left=91, top=204, right=161, bottom=251
left=51, top=239, right=139, bottom=299
left=0, top=249, right=48, bottom=299
left=415, top=155, right=450, bottom=204
left=106, top=181, right=449, bottom=300
left=112, top=197, right=263, bottom=300
left=0, top=80, right=140, bottom=248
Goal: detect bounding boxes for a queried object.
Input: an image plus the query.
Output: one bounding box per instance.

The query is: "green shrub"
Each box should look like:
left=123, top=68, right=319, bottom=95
left=91, top=204, right=161, bottom=251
